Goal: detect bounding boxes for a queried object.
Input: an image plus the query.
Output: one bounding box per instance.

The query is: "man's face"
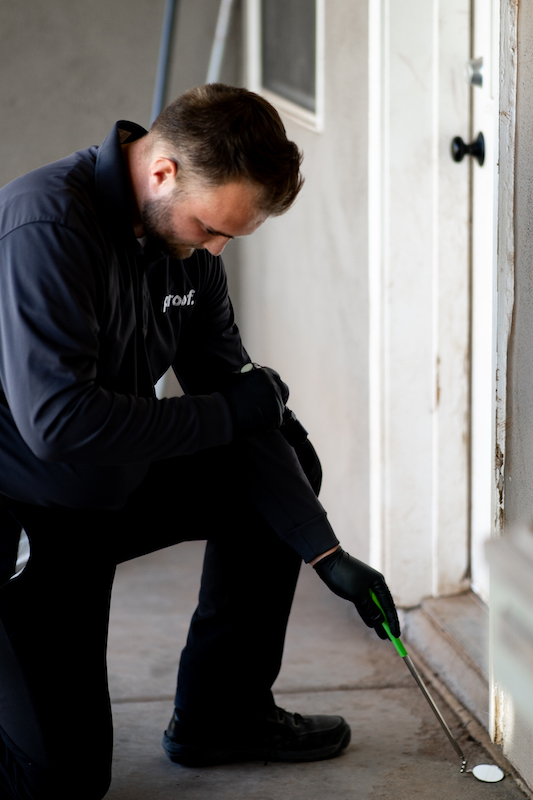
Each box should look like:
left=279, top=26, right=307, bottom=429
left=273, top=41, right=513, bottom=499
left=140, top=179, right=267, bottom=260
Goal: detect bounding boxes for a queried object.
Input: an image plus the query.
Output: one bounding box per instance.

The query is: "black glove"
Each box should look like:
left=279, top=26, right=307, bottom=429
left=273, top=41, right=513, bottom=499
left=314, top=547, right=400, bottom=640
left=220, top=365, right=289, bottom=437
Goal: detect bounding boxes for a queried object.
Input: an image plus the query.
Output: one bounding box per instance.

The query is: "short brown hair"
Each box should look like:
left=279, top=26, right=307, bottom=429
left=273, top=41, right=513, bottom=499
left=151, top=84, right=304, bottom=216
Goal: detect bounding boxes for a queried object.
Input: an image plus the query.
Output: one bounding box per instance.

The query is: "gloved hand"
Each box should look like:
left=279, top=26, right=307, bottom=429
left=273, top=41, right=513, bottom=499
left=314, top=547, right=400, bottom=640
left=220, top=364, right=289, bottom=438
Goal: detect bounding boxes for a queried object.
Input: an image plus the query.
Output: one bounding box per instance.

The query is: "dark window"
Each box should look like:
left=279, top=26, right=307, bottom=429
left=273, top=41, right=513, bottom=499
left=261, top=0, right=316, bottom=112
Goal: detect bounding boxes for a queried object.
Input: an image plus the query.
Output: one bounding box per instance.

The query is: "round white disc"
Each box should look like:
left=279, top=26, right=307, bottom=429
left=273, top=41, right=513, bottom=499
left=472, top=764, right=504, bottom=783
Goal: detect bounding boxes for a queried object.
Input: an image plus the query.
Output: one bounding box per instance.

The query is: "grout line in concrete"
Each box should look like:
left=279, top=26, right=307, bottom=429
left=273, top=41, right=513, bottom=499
left=111, top=695, right=175, bottom=705
left=110, top=682, right=414, bottom=707
left=273, top=682, right=413, bottom=695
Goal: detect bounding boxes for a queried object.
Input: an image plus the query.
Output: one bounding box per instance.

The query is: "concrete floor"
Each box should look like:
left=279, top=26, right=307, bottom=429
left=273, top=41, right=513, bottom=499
left=104, top=541, right=528, bottom=799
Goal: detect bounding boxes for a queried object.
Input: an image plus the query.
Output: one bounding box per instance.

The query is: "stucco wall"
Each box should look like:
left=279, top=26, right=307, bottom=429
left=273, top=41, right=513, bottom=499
left=237, top=1, right=370, bottom=558
left=506, top=2, right=533, bottom=531
left=0, top=1, right=164, bottom=186
left=500, top=0, right=533, bottom=788
left=0, top=1, right=241, bottom=184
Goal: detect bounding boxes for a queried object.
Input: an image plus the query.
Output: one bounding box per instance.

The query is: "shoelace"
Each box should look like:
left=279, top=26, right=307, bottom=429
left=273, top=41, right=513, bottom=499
left=275, top=707, right=303, bottom=726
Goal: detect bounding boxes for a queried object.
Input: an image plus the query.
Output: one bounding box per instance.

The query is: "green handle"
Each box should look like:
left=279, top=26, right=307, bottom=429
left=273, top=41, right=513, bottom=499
left=370, top=590, right=408, bottom=658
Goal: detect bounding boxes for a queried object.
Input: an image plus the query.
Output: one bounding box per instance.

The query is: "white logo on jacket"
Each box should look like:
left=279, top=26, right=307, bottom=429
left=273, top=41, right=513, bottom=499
left=162, top=289, right=195, bottom=313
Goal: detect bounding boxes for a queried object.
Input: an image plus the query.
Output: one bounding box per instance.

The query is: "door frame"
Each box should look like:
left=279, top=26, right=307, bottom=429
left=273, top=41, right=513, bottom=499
left=492, top=0, right=516, bottom=541
left=489, top=0, right=518, bottom=746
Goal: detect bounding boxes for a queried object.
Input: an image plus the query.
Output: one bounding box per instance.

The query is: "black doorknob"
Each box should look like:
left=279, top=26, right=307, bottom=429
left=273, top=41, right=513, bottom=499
left=451, top=132, right=485, bottom=166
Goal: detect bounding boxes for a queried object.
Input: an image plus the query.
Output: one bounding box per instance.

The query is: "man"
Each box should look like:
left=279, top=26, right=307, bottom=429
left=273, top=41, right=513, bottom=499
left=0, top=84, right=399, bottom=800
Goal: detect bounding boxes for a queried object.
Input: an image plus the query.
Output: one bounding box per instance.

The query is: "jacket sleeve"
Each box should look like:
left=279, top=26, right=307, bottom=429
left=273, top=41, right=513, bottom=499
left=172, top=253, right=251, bottom=394
left=0, top=222, right=233, bottom=465
left=173, top=255, right=339, bottom=563
left=239, top=430, right=340, bottom=562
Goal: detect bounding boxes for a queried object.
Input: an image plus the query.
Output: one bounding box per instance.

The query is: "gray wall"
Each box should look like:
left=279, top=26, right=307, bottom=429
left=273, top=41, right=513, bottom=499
left=0, top=1, right=242, bottom=187
left=0, top=1, right=164, bottom=185
left=499, top=3, right=533, bottom=786
left=166, top=0, right=243, bottom=99
left=505, top=2, right=533, bottom=530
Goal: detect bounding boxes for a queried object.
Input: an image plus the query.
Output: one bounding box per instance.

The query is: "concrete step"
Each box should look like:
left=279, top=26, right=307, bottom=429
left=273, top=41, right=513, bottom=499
left=403, top=591, right=489, bottom=730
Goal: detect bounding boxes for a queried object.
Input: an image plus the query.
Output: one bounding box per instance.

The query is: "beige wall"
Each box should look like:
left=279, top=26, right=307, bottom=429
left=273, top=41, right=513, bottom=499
left=237, top=1, right=370, bottom=558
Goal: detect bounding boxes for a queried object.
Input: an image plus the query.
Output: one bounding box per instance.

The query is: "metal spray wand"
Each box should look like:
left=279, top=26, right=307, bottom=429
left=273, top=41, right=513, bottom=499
left=370, top=590, right=467, bottom=772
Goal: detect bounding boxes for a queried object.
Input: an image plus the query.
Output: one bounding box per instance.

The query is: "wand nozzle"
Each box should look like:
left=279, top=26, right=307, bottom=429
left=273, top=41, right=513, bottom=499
left=370, top=590, right=467, bottom=772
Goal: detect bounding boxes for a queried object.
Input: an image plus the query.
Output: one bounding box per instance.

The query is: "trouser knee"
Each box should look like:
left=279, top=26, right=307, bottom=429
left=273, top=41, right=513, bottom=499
left=0, top=731, right=111, bottom=800
left=1, top=766, right=112, bottom=800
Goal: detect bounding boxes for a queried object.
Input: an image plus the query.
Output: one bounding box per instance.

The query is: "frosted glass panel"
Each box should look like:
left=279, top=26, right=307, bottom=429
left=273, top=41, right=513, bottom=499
left=261, top=0, right=316, bottom=112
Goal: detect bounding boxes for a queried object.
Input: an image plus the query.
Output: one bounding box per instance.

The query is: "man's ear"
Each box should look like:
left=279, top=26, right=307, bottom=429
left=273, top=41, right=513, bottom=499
left=148, top=156, right=179, bottom=195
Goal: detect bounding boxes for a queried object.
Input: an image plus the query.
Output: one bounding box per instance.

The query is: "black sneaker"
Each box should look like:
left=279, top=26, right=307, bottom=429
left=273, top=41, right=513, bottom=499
left=162, top=706, right=351, bottom=766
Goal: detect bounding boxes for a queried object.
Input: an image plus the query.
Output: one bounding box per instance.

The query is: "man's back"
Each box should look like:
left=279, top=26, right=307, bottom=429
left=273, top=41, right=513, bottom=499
left=0, top=123, right=234, bottom=509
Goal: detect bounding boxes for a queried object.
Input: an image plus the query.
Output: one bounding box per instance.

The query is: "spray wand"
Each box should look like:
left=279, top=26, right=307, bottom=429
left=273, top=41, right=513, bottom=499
left=370, top=590, right=467, bottom=770
left=369, top=590, right=508, bottom=782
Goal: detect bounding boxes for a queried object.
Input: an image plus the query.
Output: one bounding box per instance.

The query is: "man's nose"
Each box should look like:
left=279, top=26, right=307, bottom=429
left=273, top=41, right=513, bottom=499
left=205, top=236, right=231, bottom=257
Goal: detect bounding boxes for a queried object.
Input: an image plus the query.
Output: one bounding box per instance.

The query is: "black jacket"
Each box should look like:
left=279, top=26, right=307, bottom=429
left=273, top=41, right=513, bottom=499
left=0, top=122, right=338, bottom=561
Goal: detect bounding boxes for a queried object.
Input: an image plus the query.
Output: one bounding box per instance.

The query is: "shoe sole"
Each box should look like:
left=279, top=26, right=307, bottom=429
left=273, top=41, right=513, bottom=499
left=162, top=723, right=351, bottom=767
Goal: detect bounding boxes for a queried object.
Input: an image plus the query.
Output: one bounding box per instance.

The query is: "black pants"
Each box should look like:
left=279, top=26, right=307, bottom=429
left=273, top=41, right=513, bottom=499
left=0, top=446, right=302, bottom=800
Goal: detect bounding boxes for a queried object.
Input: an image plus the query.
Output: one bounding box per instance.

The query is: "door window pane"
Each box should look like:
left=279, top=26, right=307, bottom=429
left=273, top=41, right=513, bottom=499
left=261, top=0, right=316, bottom=112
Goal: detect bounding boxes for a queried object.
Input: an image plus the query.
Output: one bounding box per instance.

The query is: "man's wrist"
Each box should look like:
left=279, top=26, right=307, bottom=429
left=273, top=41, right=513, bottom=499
left=309, top=544, right=341, bottom=567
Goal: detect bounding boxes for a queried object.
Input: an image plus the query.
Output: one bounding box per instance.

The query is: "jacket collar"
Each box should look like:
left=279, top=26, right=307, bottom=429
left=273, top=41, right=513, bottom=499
left=94, top=120, right=147, bottom=243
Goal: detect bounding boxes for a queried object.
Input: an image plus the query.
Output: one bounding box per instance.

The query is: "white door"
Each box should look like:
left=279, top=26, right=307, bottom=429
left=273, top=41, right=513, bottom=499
left=469, top=0, right=499, bottom=604
left=368, top=0, right=471, bottom=605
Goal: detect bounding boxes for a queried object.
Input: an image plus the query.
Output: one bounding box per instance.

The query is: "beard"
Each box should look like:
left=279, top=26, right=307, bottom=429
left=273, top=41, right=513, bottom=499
left=140, top=192, right=196, bottom=260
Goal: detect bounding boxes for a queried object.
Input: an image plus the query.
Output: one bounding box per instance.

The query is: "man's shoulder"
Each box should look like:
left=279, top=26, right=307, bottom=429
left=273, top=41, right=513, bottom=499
left=0, top=145, right=99, bottom=237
